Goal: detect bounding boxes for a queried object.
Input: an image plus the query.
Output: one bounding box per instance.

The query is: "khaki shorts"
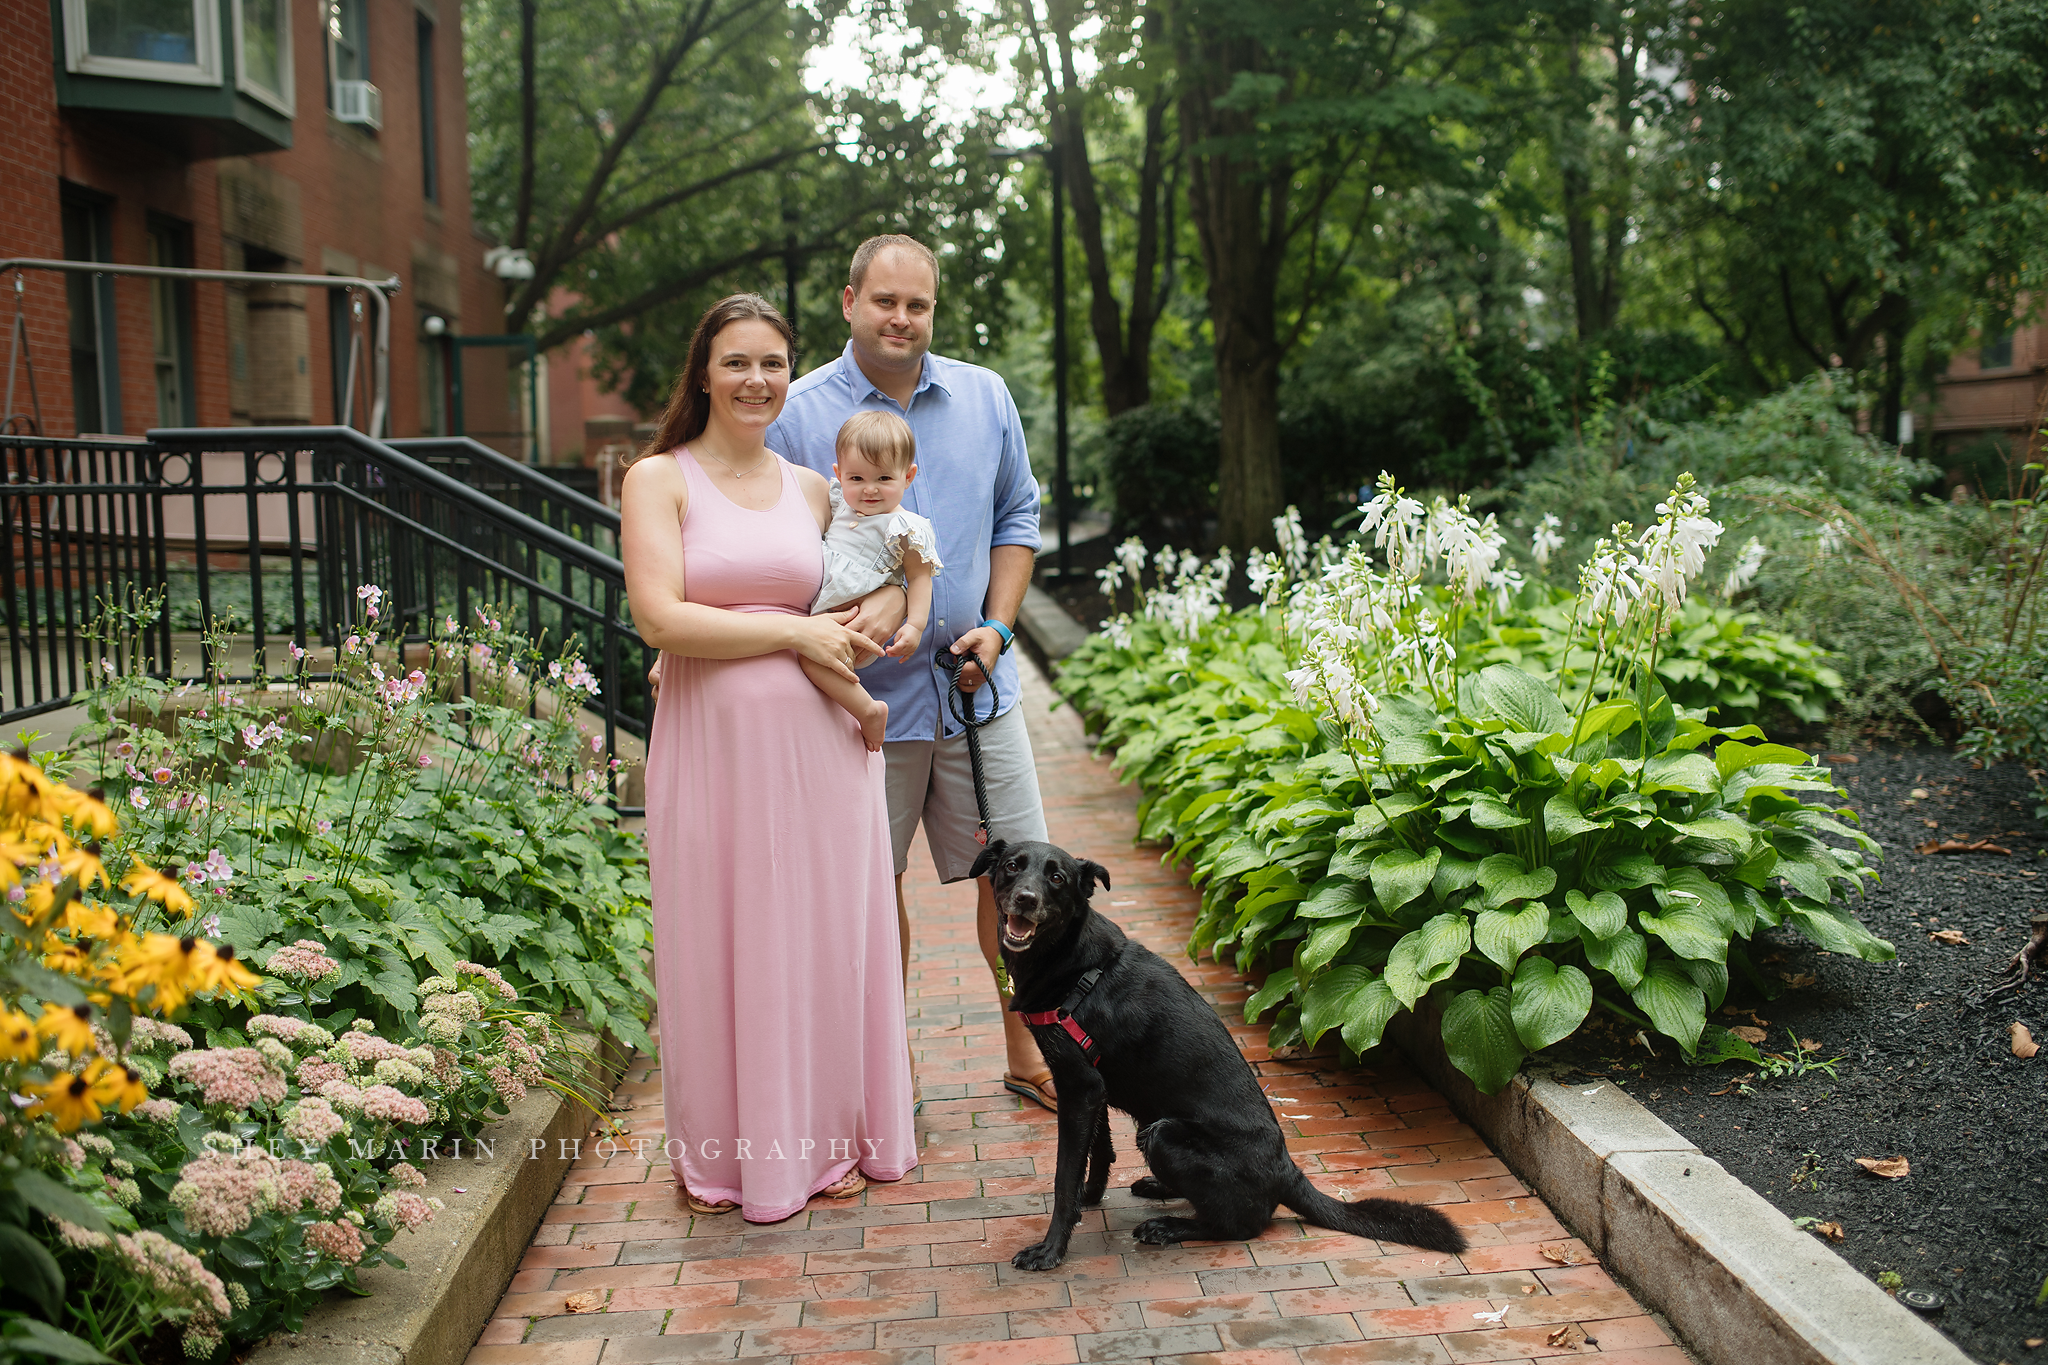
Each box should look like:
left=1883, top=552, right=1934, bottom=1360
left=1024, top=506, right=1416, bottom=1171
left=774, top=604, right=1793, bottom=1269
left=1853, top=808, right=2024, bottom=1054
left=885, top=703, right=1048, bottom=883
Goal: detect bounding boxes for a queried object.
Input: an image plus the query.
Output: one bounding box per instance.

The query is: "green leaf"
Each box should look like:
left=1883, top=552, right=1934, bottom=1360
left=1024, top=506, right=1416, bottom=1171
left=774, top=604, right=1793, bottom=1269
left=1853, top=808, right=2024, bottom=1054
left=1339, top=977, right=1404, bottom=1053
left=1473, top=664, right=1570, bottom=735
left=1384, top=913, right=1472, bottom=1008
left=1564, top=888, right=1628, bottom=939
left=1467, top=792, right=1530, bottom=829
left=1686, top=1023, right=1764, bottom=1066
left=1474, top=903, right=1549, bottom=972
left=1630, top=960, right=1707, bottom=1051
left=1243, top=966, right=1298, bottom=1024
left=14, top=1170, right=113, bottom=1237
left=1297, top=878, right=1372, bottom=920
left=218, top=1236, right=268, bottom=1269
left=1638, top=907, right=1729, bottom=963
left=1370, top=847, right=1441, bottom=916
left=1510, top=958, right=1594, bottom=1051
left=1586, top=852, right=1665, bottom=891
left=1581, top=926, right=1648, bottom=990
left=0, top=1224, right=65, bottom=1319
left=1713, top=740, right=1816, bottom=782
left=1300, top=964, right=1373, bottom=1046
left=1442, top=987, right=1527, bottom=1093
left=1300, top=914, right=1363, bottom=972
left=1432, top=855, right=1481, bottom=899
left=0, top=1317, right=114, bottom=1363
left=1642, top=751, right=1720, bottom=795
left=1783, top=901, right=1896, bottom=962
left=1544, top=790, right=1609, bottom=842
left=1476, top=854, right=1556, bottom=908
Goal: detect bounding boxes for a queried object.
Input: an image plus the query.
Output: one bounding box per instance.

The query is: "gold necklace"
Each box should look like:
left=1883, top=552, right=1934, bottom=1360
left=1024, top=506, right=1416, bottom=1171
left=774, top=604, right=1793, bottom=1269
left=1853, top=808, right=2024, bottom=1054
left=698, top=448, right=771, bottom=480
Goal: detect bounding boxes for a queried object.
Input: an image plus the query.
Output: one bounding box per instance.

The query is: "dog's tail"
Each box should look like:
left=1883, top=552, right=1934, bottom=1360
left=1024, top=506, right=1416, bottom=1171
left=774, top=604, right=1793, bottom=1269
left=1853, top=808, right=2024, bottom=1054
left=1278, top=1165, right=1468, bottom=1254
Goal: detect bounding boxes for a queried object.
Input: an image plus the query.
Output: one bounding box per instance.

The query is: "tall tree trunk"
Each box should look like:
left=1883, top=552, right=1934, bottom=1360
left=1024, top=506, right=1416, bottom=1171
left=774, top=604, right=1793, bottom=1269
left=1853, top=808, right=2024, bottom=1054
left=1040, top=0, right=1170, bottom=418
left=1178, top=14, right=1287, bottom=550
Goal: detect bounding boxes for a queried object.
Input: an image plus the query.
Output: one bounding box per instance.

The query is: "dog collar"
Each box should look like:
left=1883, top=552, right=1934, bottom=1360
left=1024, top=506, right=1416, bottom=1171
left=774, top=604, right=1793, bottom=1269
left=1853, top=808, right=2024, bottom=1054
left=1018, top=967, right=1106, bottom=1067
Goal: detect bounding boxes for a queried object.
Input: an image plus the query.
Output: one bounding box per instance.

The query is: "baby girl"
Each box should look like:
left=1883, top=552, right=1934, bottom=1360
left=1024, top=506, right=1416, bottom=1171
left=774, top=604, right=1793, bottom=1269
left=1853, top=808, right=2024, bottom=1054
left=804, top=410, right=941, bottom=750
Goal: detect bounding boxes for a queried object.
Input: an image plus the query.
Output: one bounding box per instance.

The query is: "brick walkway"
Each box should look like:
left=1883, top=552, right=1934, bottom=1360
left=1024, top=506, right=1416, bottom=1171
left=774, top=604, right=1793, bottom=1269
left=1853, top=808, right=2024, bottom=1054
left=468, top=659, right=1690, bottom=1365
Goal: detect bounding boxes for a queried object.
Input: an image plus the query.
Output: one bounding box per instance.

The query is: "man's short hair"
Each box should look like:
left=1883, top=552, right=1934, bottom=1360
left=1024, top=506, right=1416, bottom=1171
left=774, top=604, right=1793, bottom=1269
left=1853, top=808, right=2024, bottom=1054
left=849, top=235, right=939, bottom=296
left=835, top=410, right=917, bottom=473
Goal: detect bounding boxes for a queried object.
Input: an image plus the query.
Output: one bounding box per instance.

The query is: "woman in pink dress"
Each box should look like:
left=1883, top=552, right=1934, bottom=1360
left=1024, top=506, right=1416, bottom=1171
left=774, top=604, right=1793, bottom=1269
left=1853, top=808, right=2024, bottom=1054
left=620, top=293, right=916, bottom=1222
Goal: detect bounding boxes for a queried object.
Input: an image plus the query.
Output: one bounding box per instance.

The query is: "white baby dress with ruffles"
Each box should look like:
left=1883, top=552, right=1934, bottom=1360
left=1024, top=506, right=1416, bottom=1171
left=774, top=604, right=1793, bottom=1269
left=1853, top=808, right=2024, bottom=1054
left=810, top=480, right=943, bottom=615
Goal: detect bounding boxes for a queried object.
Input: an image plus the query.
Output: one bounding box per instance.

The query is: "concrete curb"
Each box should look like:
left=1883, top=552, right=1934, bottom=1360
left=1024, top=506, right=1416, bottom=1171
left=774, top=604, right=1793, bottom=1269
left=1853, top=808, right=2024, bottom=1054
left=1387, top=998, right=1969, bottom=1365
left=248, top=1032, right=631, bottom=1365
left=1012, top=589, right=1972, bottom=1365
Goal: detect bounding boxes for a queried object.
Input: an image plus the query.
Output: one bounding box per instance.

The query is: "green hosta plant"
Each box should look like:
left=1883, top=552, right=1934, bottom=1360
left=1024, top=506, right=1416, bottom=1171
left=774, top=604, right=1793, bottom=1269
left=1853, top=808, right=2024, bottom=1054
left=1067, top=476, right=1891, bottom=1092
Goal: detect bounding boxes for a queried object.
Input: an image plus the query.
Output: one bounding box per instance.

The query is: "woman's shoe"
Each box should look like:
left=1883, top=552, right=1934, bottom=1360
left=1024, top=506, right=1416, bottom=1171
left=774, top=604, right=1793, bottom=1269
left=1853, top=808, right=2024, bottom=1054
left=682, top=1186, right=738, bottom=1215
left=820, top=1169, right=866, bottom=1200
left=1003, top=1072, right=1058, bottom=1113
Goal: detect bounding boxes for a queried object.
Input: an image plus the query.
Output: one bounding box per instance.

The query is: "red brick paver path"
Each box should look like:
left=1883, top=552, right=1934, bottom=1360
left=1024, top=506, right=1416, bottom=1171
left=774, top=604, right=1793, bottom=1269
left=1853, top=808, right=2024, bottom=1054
left=468, top=659, right=1690, bottom=1365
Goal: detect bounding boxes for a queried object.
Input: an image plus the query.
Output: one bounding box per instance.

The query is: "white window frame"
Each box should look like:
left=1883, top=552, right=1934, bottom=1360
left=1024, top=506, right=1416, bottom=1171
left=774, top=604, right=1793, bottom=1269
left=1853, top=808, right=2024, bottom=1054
left=63, top=0, right=223, bottom=87
left=231, top=0, right=295, bottom=116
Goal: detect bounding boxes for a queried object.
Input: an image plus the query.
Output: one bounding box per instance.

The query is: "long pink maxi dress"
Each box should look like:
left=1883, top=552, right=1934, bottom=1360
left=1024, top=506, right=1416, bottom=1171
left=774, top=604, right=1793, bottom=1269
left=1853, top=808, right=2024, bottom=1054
left=645, top=448, right=916, bottom=1222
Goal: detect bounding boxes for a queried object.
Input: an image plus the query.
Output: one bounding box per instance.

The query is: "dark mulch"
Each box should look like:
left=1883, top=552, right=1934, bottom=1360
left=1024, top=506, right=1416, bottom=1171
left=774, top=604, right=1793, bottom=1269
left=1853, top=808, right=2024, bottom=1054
left=1552, top=746, right=2048, bottom=1365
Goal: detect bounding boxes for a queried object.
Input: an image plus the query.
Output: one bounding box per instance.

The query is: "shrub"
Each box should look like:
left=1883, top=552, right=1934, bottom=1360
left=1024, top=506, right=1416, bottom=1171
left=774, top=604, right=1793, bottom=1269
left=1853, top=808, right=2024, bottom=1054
left=1100, top=402, right=1218, bottom=544
left=1059, top=483, right=1890, bottom=1092
left=69, top=590, right=654, bottom=1050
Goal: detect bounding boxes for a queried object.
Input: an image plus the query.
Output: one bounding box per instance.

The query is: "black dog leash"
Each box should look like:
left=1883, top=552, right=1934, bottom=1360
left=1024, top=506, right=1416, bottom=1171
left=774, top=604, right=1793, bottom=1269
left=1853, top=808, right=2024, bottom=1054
left=934, top=643, right=1000, bottom=845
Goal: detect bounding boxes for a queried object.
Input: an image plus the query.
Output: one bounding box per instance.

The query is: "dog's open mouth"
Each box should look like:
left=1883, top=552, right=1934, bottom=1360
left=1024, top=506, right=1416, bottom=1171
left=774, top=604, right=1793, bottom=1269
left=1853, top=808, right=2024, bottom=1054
left=1000, top=913, right=1037, bottom=951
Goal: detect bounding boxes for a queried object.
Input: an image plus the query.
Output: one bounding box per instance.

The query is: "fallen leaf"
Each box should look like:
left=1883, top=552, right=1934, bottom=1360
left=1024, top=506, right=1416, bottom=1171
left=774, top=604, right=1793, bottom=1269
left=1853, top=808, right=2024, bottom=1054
left=564, top=1291, right=604, bottom=1314
left=1731, top=1026, right=1768, bottom=1044
left=1539, top=1243, right=1589, bottom=1267
left=2011, top=1022, right=2039, bottom=1059
left=1521, top=1284, right=1539, bottom=1295
left=1916, top=838, right=2012, bottom=856
left=1815, top=1220, right=1847, bottom=1242
left=2024, top=1337, right=2043, bottom=1348
left=1854, top=1156, right=1911, bottom=1179
left=1929, top=929, right=1970, bottom=945
left=1779, top=972, right=1819, bottom=989
left=1825, top=753, right=1860, bottom=764
left=1910, top=788, right=1930, bottom=799
left=1798, top=1038, right=1822, bottom=1052
left=1546, top=1324, right=1576, bottom=1348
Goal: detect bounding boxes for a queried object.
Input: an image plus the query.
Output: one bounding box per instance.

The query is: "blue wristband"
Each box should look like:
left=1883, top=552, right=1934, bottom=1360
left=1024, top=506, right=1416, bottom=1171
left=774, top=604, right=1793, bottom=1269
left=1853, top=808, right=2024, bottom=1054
left=981, top=618, right=1015, bottom=653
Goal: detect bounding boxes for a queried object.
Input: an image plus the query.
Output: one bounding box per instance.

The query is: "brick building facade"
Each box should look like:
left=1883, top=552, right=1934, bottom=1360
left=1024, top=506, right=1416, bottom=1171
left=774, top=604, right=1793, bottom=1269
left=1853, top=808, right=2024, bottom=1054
left=1933, top=320, right=2047, bottom=480
left=0, top=0, right=511, bottom=443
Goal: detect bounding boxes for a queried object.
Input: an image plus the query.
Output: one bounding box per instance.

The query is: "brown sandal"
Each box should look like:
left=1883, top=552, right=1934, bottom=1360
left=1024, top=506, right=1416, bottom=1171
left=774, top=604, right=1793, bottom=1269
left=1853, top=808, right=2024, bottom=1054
left=682, top=1186, right=738, bottom=1215
left=1003, top=1072, right=1058, bottom=1113
left=820, top=1169, right=866, bottom=1200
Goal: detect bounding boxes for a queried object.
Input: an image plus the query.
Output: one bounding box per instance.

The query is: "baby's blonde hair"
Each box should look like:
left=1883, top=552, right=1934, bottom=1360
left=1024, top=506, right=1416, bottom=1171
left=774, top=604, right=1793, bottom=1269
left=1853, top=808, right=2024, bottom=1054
left=836, top=410, right=917, bottom=474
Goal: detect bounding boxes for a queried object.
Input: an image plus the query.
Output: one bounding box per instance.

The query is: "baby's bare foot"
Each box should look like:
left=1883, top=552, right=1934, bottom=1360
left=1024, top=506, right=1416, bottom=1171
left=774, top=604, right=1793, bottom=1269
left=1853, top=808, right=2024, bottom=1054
left=858, top=697, right=888, bottom=752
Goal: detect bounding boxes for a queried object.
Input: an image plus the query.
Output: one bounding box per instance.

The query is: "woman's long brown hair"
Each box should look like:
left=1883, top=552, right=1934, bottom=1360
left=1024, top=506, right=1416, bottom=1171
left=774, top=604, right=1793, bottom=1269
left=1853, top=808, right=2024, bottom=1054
left=638, top=294, right=797, bottom=460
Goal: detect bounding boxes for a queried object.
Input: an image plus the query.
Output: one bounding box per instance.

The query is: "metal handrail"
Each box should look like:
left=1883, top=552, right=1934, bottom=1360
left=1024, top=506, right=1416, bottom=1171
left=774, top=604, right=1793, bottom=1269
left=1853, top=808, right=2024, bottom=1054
left=390, top=435, right=620, bottom=554
left=0, top=259, right=400, bottom=436
left=3, top=426, right=652, bottom=811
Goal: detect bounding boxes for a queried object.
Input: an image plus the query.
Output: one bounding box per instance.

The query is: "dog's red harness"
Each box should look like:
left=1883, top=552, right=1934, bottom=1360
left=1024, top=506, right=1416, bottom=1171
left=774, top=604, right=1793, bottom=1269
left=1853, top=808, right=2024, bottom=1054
left=1017, top=968, right=1105, bottom=1067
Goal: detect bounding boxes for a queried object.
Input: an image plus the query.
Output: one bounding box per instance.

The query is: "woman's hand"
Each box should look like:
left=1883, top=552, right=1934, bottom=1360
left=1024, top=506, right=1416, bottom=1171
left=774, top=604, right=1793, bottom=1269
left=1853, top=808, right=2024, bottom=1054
left=789, top=609, right=883, bottom=683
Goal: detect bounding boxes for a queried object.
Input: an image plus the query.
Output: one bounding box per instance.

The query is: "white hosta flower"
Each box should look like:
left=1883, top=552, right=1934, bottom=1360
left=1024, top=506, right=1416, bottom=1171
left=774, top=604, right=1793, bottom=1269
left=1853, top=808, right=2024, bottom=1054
left=1531, top=514, right=1563, bottom=569
left=1721, top=536, right=1768, bottom=597
left=1273, top=506, right=1309, bottom=577
left=1635, top=478, right=1724, bottom=612
left=1095, top=561, right=1125, bottom=598
left=1580, top=539, right=1645, bottom=625
left=1100, top=616, right=1133, bottom=649
left=1816, top=518, right=1847, bottom=558
left=1114, top=537, right=1149, bottom=581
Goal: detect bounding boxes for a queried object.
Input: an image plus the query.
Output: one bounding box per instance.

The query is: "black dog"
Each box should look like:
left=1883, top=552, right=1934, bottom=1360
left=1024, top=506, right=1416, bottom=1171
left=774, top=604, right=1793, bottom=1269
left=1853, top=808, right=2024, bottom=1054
left=974, top=838, right=1469, bottom=1271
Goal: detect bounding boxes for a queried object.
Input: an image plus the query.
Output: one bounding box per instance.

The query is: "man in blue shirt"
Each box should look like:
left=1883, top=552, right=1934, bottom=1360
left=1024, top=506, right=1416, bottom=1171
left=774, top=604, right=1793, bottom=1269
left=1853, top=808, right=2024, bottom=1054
left=769, top=235, right=1058, bottom=1112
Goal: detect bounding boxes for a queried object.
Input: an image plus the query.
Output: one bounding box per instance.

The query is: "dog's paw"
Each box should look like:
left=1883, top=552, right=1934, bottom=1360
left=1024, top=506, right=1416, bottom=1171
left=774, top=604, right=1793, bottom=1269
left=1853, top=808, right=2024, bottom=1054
left=1129, top=1177, right=1175, bottom=1200
left=1011, top=1240, right=1065, bottom=1271
left=1131, top=1217, right=1186, bottom=1246
left=1081, top=1180, right=1108, bottom=1208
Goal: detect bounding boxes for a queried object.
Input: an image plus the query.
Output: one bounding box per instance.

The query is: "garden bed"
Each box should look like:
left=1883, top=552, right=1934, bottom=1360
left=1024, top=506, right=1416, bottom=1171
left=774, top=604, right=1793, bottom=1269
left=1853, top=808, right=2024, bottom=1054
left=1549, top=743, right=2048, bottom=1365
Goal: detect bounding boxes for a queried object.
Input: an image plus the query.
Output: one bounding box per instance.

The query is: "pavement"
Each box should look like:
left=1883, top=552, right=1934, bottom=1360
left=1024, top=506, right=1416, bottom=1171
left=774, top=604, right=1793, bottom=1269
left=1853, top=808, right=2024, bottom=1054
left=464, top=655, right=1691, bottom=1365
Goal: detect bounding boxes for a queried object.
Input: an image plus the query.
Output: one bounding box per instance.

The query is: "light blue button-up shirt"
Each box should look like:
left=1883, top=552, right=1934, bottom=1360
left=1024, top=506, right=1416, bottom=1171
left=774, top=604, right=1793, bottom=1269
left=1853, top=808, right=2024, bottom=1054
left=768, top=341, right=1041, bottom=742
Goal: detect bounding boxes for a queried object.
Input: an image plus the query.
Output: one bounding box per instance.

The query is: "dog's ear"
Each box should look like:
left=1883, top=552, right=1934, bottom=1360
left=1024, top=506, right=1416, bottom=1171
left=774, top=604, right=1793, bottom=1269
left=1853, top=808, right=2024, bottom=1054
left=1082, top=860, right=1111, bottom=893
left=969, top=839, right=1008, bottom=882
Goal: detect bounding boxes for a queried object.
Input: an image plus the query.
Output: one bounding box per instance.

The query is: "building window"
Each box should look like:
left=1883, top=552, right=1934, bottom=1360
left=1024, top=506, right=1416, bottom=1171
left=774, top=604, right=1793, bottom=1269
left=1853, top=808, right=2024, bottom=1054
left=416, top=17, right=439, bottom=201
left=326, top=0, right=381, bottom=127
left=1980, top=331, right=2015, bottom=371
left=232, top=0, right=294, bottom=115
left=61, top=194, right=120, bottom=435
left=147, top=220, right=197, bottom=428
left=63, top=0, right=223, bottom=87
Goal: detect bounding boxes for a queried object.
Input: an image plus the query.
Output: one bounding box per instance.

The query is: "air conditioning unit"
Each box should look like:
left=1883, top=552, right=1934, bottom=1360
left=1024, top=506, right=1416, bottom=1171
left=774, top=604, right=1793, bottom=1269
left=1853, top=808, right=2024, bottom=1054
left=332, top=80, right=382, bottom=130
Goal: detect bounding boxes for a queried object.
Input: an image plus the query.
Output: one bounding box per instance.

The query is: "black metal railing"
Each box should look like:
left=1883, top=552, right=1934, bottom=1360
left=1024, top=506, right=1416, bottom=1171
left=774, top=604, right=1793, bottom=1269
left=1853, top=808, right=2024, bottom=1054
left=389, top=436, right=619, bottom=558
left=3, top=427, right=651, bottom=810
